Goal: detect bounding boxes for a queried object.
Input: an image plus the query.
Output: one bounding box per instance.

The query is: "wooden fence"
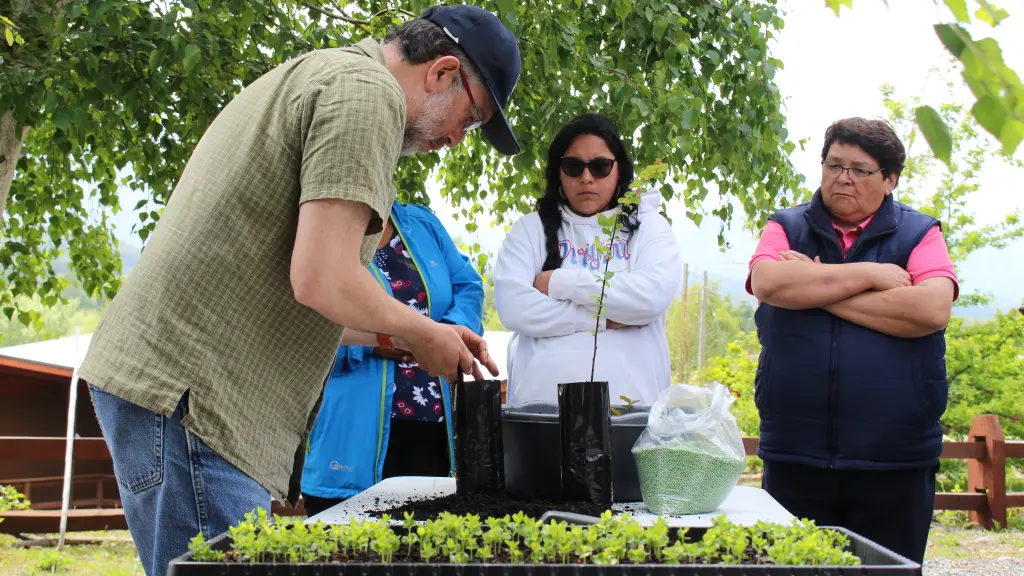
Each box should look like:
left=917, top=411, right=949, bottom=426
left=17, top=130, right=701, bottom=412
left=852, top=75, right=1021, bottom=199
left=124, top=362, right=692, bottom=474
left=1, top=414, right=1021, bottom=533
left=741, top=414, right=1024, bottom=529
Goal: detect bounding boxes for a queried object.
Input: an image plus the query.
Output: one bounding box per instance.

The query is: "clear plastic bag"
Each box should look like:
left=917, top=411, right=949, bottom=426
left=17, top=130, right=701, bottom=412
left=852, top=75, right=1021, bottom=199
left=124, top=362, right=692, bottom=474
left=631, top=382, right=746, bottom=515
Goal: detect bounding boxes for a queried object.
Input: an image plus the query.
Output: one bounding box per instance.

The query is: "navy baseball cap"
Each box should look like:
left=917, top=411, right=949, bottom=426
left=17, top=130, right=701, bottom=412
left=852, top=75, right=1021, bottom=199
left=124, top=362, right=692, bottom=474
left=421, top=5, right=522, bottom=155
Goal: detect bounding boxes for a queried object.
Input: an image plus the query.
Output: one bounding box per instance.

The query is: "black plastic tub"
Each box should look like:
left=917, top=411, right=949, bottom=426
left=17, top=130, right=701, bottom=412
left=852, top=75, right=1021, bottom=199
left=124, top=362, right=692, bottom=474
left=501, top=402, right=649, bottom=502
left=167, top=526, right=922, bottom=575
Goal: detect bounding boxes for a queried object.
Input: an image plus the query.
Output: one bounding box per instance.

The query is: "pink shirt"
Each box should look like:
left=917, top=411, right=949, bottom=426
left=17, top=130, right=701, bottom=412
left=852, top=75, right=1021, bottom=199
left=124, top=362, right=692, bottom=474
left=746, top=217, right=959, bottom=301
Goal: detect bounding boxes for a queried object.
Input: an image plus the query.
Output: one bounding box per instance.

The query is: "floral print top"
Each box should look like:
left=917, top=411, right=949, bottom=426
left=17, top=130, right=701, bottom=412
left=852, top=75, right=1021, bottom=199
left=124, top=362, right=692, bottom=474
left=373, top=232, right=445, bottom=422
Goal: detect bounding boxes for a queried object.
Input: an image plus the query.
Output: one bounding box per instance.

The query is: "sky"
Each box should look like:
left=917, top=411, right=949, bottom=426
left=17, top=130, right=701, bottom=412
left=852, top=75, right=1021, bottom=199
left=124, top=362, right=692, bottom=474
left=109, top=0, right=1024, bottom=315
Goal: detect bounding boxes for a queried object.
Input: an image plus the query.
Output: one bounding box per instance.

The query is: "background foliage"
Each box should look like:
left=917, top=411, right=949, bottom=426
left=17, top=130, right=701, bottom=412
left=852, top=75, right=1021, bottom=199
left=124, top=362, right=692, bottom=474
left=825, top=0, right=1022, bottom=166
left=0, top=0, right=806, bottom=324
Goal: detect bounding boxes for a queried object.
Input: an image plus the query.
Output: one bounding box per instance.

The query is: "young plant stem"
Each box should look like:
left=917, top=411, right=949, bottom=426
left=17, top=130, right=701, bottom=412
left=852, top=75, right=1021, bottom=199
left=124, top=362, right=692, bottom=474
left=591, top=215, right=623, bottom=382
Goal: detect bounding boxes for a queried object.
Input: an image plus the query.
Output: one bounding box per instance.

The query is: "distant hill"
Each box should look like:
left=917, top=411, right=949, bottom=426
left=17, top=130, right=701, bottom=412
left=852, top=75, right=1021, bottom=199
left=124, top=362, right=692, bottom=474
left=692, top=270, right=1016, bottom=322
left=44, top=243, right=1019, bottom=322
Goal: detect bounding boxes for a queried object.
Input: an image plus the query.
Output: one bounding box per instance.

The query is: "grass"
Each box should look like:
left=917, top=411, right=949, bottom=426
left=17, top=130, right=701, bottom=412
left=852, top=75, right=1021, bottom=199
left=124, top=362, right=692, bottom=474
left=0, top=531, right=142, bottom=575
left=926, top=509, right=1024, bottom=561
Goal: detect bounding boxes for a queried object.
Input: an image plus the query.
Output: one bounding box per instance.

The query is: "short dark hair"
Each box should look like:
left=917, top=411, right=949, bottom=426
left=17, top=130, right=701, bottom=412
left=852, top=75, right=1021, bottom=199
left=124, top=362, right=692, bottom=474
left=384, top=13, right=481, bottom=87
left=821, top=118, right=906, bottom=185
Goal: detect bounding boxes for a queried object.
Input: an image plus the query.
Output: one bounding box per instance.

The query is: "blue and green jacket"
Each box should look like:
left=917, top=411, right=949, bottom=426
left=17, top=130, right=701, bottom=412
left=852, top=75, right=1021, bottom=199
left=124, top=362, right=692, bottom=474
left=300, top=202, right=484, bottom=500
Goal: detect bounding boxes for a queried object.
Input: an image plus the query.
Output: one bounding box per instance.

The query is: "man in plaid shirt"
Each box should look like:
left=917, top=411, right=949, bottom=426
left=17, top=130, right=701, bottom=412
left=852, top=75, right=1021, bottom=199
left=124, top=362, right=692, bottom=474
left=79, top=6, right=518, bottom=575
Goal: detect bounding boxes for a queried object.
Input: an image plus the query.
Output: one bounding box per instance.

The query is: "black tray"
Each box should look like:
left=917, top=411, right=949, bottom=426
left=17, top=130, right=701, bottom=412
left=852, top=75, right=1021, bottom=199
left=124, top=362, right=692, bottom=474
left=167, top=525, right=921, bottom=575
left=502, top=402, right=649, bottom=502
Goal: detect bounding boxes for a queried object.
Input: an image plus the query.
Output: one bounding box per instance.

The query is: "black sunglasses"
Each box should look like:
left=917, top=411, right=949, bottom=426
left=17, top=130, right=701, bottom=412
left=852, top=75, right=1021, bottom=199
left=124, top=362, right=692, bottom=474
left=560, top=157, right=617, bottom=179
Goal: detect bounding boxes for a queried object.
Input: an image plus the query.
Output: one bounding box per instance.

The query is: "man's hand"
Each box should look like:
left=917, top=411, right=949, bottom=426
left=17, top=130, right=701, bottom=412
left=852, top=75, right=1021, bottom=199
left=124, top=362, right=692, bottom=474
left=450, top=324, right=500, bottom=379
left=534, top=270, right=554, bottom=295
left=402, top=323, right=499, bottom=382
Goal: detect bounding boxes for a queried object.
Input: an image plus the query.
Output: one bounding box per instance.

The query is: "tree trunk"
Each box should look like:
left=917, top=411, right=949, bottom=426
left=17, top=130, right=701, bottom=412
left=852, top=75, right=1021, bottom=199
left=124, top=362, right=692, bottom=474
left=0, top=110, right=29, bottom=222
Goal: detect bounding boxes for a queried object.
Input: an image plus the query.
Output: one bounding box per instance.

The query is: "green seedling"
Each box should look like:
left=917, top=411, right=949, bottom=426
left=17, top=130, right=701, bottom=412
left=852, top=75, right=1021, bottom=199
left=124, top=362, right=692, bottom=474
left=190, top=508, right=861, bottom=567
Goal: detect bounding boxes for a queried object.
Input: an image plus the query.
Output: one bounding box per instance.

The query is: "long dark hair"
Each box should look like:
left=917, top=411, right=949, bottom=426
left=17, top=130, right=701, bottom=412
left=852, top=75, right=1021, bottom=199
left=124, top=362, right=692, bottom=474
left=538, top=113, right=638, bottom=271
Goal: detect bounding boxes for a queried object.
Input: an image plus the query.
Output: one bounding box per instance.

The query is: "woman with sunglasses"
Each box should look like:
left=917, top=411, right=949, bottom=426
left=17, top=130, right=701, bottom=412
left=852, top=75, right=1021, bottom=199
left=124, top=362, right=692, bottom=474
left=493, top=113, right=681, bottom=406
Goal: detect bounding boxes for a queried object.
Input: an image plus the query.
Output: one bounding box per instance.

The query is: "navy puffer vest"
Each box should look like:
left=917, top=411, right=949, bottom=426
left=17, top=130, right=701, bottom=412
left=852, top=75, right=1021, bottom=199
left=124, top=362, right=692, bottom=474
left=754, top=190, right=948, bottom=470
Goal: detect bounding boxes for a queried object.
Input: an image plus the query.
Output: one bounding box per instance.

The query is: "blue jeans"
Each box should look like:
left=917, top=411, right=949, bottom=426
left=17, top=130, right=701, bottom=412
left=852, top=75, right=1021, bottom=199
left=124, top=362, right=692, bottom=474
left=89, top=385, right=270, bottom=576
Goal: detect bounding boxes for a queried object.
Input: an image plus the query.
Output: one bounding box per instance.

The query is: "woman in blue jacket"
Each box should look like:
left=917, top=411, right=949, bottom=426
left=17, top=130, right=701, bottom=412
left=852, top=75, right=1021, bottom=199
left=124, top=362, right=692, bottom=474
left=300, top=201, right=485, bottom=517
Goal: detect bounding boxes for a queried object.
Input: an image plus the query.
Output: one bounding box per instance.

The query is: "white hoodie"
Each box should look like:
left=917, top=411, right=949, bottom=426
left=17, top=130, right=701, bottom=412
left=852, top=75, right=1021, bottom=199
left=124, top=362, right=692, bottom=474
left=493, top=191, right=682, bottom=407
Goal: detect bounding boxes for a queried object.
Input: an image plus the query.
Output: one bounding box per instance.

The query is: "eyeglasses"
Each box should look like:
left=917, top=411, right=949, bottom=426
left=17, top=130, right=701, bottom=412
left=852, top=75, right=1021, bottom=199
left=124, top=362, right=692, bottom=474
left=560, top=157, right=617, bottom=179
left=440, top=51, right=482, bottom=133
left=821, top=161, right=884, bottom=180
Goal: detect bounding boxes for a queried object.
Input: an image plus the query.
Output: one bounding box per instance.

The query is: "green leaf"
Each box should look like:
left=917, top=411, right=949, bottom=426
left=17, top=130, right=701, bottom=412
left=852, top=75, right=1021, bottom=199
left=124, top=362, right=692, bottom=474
left=934, top=24, right=967, bottom=58
left=653, top=18, right=669, bottom=41
left=51, top=108, right=72, bottom=133
left=614, top=0, right=630, bottom=21
left=495, top=0, right=514, bottom=16
left=824, top=0, right=854, bottom=16
left=914, top=105, right=953, bottom=167
left=4, top=27, right=12, bottom=46
left=43, top=91, right=59, bottom=112
left=149, top=49, right=162, bottom=71
left=943, top=0, right=970, bottom=22
left=975, top=2, right=1009, bottom=26
left=182, top=44, right=202, bottom=74
left=681, top=108, right=695, bottom=130
left=971, top=95, right=1007, bottom=140
left=998, top=119, right=1024, bottom=156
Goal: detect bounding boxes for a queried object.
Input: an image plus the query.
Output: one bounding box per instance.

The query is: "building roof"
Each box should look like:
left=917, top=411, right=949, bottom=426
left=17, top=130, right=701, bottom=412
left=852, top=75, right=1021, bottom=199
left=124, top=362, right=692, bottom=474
left=0, top=330, right=514, bottom=381
left=0, top=333, right=91, bottom=372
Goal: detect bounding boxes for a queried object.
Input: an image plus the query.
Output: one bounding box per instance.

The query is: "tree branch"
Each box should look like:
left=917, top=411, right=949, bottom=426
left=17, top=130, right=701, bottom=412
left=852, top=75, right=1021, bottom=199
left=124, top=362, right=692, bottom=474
left=371, top=7, right=415, bottom=19
left=301, top=2, right=369, bottom=26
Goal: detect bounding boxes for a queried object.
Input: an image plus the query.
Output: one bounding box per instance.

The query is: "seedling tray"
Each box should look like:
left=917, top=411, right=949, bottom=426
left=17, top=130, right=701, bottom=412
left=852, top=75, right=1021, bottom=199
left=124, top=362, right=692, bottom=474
left=167, top=526, right=921, bottom=575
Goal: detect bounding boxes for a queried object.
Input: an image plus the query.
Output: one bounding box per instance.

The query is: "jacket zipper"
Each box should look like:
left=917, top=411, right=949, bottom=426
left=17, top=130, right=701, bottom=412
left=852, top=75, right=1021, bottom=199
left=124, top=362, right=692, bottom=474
left=368, top=263, right=389, bottom=484
left=810, top=220, right=844, bottom=469
left=391, top=217, right=455, bottom=474
left=827, top=319, right=840, bottom=468
left=811, top=210, right=897, bottom=468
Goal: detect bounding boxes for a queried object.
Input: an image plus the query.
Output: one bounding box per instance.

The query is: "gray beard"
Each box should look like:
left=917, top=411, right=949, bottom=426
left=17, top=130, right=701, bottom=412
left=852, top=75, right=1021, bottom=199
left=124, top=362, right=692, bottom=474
left=400, top=90, right=455, bottom=156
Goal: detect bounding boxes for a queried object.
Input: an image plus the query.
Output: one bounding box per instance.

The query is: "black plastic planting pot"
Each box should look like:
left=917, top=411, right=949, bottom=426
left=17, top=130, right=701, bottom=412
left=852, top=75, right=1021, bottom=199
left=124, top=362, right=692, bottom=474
left=501, top=402, right=649, bottom=502
left=166, top=526, right=922, bottom=575
left=558, top=381, right=612, bottom=505
left=453, top=377, right=505, bottom=494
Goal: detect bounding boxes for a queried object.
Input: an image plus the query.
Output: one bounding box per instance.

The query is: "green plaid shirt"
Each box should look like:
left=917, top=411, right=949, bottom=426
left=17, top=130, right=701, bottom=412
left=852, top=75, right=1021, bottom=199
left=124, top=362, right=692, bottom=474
left=79, top=39, right=406, bottom=499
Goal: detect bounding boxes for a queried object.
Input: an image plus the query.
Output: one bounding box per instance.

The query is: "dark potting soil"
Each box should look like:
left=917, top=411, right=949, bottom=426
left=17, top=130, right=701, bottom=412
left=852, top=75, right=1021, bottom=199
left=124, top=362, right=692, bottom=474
left=366, top=492, right=610, bottom=521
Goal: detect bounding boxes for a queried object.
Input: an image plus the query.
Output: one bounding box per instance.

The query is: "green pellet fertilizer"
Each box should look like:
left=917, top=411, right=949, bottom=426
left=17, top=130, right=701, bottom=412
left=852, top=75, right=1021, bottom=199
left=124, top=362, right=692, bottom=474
left=632, top=441, right=745, bottom=515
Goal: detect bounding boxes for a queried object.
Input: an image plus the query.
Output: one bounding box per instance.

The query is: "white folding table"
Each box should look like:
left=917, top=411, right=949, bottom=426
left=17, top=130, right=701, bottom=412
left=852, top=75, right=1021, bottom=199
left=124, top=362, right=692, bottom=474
left=306, top=476, right=794, bottom=528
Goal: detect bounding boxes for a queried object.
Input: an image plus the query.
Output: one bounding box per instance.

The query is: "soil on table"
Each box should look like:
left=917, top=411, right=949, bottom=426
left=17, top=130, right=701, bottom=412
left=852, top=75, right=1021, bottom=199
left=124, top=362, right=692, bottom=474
left=367, top=491, right=610, bottom=521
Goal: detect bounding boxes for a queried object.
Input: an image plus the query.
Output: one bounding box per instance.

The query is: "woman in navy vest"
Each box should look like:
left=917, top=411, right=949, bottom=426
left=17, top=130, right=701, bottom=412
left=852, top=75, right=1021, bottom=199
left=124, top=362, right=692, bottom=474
left=746, top=118, right=958, bottom=564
